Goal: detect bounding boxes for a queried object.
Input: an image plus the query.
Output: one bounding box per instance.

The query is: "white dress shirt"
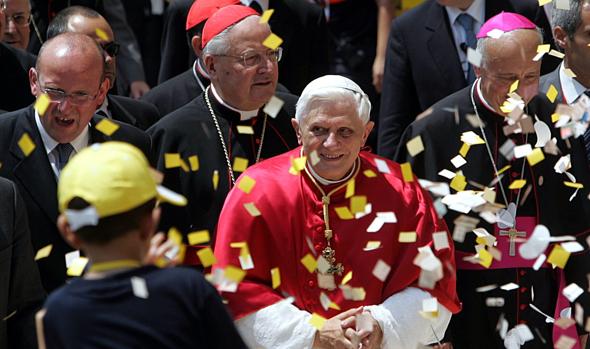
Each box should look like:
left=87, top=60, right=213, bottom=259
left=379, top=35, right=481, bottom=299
left=445, top=0, right=485, bottom=80
left=34, top=111, right=90, bottom=178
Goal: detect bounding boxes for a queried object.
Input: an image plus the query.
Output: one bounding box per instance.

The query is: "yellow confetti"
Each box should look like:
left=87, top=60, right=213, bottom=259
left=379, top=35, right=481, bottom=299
left=259, top=9, right=274, bottom=23
left=450, top=174, right=467, bottom=192
left=363, top=169, right=377, bottom=178
left=546, top=84, right=558, bottom=103
left=548, top=244, right=570, bottom=269
left=34, top=93, right=51, bottom=116
left=95, top=118, right=120, bottom=136
left=341, top=271, right=353, bottom=285
left=197, top=247, right=217, bottom=267
left=301, top=253, right=317, bottom=273
left=526, top=148, right=545, bottom=166
left=406, top=135, right=424, bottom=157
left=18, top=133, right=36, bottom=157
left=399, top=231, right=417, bottom=243
left=335, top=206, right=354, bottom=220
left=271, top=267, right=281, bottom=289
left=188, top=155, right=199, bottom=171
left=237, top=175, right=256, bottom=194
left=236, top=125, right=254, bottom=134
left=509, top=80, right=519, bottom=93
left=350, top=195, right=366, bottom=214
left=66, top=257, right=89, bottom=276
left=345, top=179, right=355, bottom=198
left=244, top=202, right=261, bottom=216
left=225, top=265, right=246, bottom=283
left=167, top=227, right=182, bottom=245
left=400, top=162, right=413, bottom=182
left=212, top=170, right=219, bottom=190
left=309, top=313, right=326, bottom=330
left=364, top=241, right=382, bottom=251
left=552, top=113, right=561, bottom=123
left=564, top=68, right=577, bottom=78
left=289, top=156, right=307, bottom=175
left=478, top=248, right=493, bottom=268
left=537, top=43, right=551, bottom=52
left=459, top=143, right=470, bottom=157
left=179, top=158, right=189, bottom=172
left=262, top=33, right=283, bottom=49
left=95, top=28, right=110, bottom=41
left=564, top=181, right=584, bottom=189
left=509, top=179, right=527, bottom=190
left=34, top=244, right=53, bottom=261
left=233, top=157, right=249, bottom=172
left=188, top=230, right=210, bottom=245
left=497, top=165, right=511, bottom=175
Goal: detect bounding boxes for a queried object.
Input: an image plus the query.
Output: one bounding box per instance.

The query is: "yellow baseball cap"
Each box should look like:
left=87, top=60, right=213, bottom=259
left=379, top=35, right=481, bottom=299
left=58, top=142, right=186, bottom=229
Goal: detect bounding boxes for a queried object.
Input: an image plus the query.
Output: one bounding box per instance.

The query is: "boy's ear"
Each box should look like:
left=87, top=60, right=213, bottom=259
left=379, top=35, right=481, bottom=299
left=57, top=214, right=83, bottom=250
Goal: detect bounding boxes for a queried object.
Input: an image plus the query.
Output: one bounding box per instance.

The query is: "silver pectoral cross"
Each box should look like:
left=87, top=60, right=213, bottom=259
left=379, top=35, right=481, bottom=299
left=499, top=228, right=526, bottom=256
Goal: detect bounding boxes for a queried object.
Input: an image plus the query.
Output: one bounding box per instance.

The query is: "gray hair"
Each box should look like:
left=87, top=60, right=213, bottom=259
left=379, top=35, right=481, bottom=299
left=475, top=27, right=544, bottom=68
left=552, top=0, right=585, bottom=39
left=202, top=24, right=235, bottom=57
left=295, top=86, right=371, bottom=125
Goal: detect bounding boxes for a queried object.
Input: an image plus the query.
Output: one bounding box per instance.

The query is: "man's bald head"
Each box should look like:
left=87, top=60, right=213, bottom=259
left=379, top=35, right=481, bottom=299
left=37, top=32, right=105, bottom=81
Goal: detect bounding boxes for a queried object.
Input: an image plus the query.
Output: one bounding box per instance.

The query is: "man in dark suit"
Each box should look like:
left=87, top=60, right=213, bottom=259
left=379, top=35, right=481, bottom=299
left=0, top=42, right=34, bottom=111
left=46, top=6, right=160, bottom=130
left=378, top=0, right=557, bottom=159
left=154, top=0, right=329, bottom=95
left=539, top=0, right=590, bottom=107
left=142, top=0, right=239, bottom=117
left=0, top=33, right=151, bottom=293
left=0, top=178, right=45, bottom=349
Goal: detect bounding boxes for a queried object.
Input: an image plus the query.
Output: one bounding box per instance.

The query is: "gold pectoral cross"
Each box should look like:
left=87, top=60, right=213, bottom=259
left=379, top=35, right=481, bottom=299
left=499, top=228, right=526, bottom=257
left=322, top=246, right=344, bottom=275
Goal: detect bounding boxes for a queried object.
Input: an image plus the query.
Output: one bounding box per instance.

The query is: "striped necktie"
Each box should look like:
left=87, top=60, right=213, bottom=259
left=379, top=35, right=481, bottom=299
left=55, top=143, right=74, bottom=173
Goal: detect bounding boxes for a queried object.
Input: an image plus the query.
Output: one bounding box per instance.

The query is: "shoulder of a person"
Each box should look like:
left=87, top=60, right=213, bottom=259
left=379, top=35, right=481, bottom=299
left=0, top=106, right=29, bottom=130
left=240, top=149, right=297, bottom=181
left=149, top=97, right=209, bottom=131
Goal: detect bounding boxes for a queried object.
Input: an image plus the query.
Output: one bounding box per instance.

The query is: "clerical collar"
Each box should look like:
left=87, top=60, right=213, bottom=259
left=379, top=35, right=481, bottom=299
left=240, top=0, right=269, bottom=11
left=192, top=60, right=208, bottom=92
left=210, top=84, right=259, bottom=121
left=559, top=62, right=587, bottom=104
left=306, top=153, right=358, bottom=186
left=475, top=77, right=498, bottom=114
left=34, top=109, right=89, bottom=156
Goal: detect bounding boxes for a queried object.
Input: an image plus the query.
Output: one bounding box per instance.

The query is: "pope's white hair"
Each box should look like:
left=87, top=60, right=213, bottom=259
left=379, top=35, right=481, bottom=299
left=295, top=75, right=371, bottom=124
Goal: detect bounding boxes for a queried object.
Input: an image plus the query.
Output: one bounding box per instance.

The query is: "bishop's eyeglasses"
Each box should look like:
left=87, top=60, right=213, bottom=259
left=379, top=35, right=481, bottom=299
left=216, top=47, right=283, bottom=68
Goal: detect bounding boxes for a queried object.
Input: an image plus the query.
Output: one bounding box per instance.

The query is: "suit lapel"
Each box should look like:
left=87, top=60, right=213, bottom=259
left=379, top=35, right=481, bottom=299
left=108, top=95, right=137, bottom=127
left=9, top=107, right=59, bottom=223
left=425, top=2, right=465, bottom=87
left=89, top=115, right=113, bottom=145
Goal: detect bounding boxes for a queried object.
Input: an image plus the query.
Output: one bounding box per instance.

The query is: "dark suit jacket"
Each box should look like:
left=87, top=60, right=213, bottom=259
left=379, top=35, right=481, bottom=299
left=0, top=106, right=151, bottom=292
left=377, top=0, right=557, bottom=159
left=143, top=69, right=199, bottom=117
left=107, top=94, right=160, bottom=130
left=0, top=43, right=34, bottom=112
left=156, top=0, right=328, bottom=94
left=269, top=0, right=329, bottom=95
left=0, top=178, right=45, bottom=349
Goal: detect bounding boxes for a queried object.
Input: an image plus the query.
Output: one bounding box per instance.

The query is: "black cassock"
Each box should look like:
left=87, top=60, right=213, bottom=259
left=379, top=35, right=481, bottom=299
left=148, top=88, right=299, bottom=259
left=396, top=84, right=590, bottom=348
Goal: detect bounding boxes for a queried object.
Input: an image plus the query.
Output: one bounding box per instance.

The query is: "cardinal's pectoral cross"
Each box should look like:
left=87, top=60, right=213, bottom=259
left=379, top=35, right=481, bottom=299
left=499, top=228, right=526, bottom=257
left=321, top=245, right=344, bottom=275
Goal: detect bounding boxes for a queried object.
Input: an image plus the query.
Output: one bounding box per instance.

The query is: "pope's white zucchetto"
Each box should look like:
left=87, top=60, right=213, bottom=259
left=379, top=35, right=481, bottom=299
left=295, top=75, right=372, bottom=124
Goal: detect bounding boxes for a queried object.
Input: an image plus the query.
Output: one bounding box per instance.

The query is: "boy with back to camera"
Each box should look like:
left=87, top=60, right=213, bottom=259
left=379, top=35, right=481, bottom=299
left=35, top=141, right=246, bottom=349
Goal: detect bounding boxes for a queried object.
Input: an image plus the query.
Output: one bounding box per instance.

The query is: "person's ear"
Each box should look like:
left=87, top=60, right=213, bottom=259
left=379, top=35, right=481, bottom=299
left=191, top=35, right=203, bottom=57
left=291, top=118, right=303, bottom=145
left=553, top=26, right=569, bottom=51
left=57, top=214, right=83, bottom=250
left=29, top=68, right=40, bottom=97
left=139, top=207, right=161, bottom=241
left=361, top=121, right=375, bottom=147
left=204, top=54, right=217, bottom=79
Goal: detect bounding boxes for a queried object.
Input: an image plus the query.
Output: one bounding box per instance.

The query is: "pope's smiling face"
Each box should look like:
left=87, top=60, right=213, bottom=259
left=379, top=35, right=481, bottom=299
left=292, top=97, right=373, bottom=181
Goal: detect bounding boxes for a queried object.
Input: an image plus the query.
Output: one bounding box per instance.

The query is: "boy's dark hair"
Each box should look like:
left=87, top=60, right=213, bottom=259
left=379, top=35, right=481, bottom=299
left=67, top=197, right=156, bottom=245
